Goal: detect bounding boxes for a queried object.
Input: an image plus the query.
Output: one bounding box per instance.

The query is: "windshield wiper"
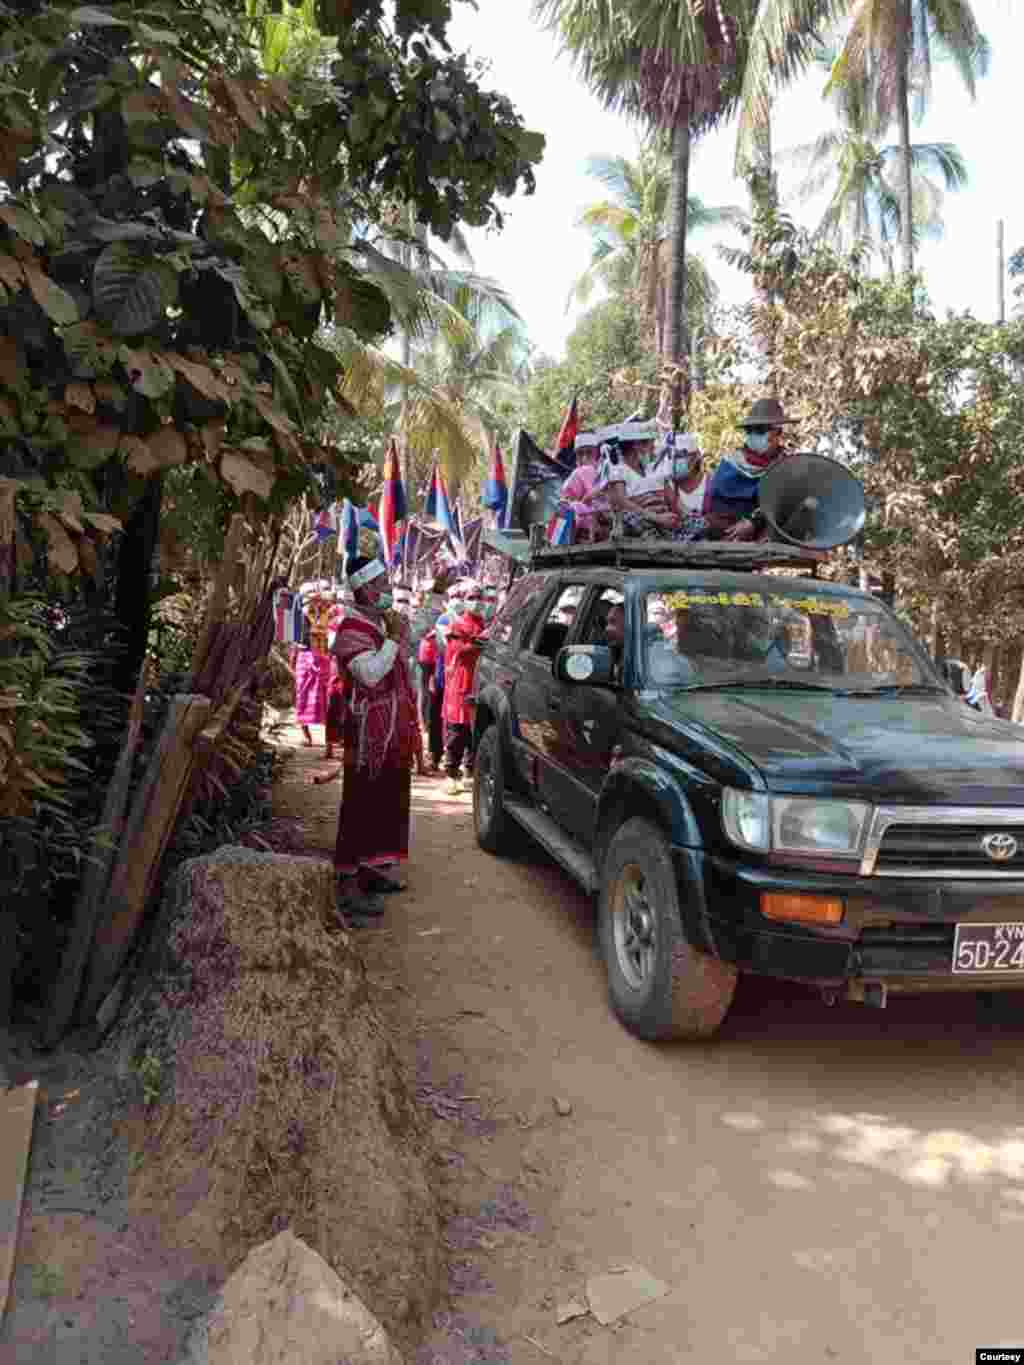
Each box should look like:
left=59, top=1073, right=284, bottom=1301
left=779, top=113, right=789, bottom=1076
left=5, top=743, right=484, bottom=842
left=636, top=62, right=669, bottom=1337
left=838, top=683, right=948, bottom=697
left=680, top=678, right=838, bottom=694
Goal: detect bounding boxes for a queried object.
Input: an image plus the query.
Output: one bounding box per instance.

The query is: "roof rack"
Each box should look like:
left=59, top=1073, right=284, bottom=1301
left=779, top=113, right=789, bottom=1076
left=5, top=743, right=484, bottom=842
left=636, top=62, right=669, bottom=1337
left=527, top=524, right=825, bottom=575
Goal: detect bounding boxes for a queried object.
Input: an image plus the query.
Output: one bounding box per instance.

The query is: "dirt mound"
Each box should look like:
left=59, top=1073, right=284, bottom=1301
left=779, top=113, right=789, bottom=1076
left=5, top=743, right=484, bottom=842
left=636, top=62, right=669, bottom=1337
left=119, top=846, right=443, bottom=1355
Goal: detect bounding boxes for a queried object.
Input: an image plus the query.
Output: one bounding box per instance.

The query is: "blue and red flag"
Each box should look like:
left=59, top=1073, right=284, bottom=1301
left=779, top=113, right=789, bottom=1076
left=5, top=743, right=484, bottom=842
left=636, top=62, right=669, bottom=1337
left=554, top=394, right=579, bottom=460
left=314, top=506, right=336, bottom=541
left=339, top=499, right=359, bottom=563
left=377, top=438, right=407, bottom=569
left=547, top=505, right=575, bottom=547
left=482, top=442, right=508, bottom=523
left=424, top=462, right=464, bottom=556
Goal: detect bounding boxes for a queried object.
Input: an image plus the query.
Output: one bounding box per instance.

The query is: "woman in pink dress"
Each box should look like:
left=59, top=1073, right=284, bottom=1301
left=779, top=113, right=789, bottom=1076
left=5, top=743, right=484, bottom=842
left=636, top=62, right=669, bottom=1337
left=556, top=431, right=600, bottom=540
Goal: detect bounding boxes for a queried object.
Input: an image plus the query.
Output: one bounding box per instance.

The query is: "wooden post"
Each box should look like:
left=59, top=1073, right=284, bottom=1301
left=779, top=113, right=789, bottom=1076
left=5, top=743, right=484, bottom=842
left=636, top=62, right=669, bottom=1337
left=0, top=479, right=16, bottom=600
left=78, top=693, right=212, bottom=1022
left=191, top=514, right=246, bottom=683
left=43, top=667, right=147, bottom=1047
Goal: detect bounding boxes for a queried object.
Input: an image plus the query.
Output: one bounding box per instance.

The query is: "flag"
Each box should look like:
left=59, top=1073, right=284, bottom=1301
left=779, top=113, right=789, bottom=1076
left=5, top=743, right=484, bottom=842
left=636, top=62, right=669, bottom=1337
left=554, top=394, right=578, bottom=459
left=482, top=443, right=508, bottom=523
left=504, top=428, right=574, bottom=532
left=339, top=499, right=359, bottom=564
left=424, top=463, right=464, bottom=556
left=548, top=506, right=574, bottom=547
left=378, top=438, right=407, bottom=569
left=314, top=506, right=336, bottom=541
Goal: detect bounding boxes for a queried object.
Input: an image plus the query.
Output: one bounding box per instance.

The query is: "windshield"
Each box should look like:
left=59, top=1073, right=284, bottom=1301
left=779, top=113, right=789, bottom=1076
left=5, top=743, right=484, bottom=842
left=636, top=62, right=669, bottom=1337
left=641, top=584, right=939, bottom=693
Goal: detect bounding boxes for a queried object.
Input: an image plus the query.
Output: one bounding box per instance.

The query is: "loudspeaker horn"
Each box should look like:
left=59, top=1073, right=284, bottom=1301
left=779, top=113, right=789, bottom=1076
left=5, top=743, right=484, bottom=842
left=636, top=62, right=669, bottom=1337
left=758, top=452, right=866, bottom=551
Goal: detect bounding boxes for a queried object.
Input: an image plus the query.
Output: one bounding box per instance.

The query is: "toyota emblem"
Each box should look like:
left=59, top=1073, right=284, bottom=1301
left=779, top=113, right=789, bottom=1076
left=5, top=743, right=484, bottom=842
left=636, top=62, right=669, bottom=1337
left=981, top=832, right=1019, bottom=862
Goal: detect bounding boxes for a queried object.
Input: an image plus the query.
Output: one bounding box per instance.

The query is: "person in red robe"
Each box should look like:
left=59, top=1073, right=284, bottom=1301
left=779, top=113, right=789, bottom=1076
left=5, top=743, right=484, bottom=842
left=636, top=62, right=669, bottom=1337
left=442, top=581, right=487, bottom=795
left=330, top=555, right=418, bottom=919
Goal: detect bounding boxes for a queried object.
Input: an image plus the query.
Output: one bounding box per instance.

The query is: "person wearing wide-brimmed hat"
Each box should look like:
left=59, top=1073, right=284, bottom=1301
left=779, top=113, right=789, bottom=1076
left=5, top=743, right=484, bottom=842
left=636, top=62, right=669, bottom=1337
left=705, top=397, right=799, bottom=541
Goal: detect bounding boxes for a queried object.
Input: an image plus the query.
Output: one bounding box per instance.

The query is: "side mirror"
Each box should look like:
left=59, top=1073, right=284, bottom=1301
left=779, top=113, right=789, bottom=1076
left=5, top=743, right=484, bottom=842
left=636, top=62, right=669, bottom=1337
left=555, top=644, right=615, bottom=686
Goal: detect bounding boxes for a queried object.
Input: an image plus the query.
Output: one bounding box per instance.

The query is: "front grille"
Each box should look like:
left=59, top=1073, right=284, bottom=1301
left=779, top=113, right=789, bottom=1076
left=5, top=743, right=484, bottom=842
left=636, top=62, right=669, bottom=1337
left=853, top=922, right=955, bottom=974
left=875, top=823, right=1024, bottom=874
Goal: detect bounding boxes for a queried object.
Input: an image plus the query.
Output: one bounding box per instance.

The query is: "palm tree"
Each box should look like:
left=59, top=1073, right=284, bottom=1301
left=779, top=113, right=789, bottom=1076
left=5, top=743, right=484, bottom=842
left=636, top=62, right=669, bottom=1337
left=781, top=47, right=967, bottom=263
left=334, top=270, right=529, bottom=493
left=534, top=0, right=759, bottom=423
left=737, top=0, right=988, bottom=279
left=830, top=0, right=988, bottom=276
left=567, top=140, right=745, bottom=354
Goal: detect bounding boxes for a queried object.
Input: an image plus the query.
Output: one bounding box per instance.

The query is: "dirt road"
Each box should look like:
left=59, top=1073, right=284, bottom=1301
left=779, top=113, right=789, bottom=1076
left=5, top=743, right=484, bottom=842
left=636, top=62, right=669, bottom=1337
left=282, top=731, right=1024, bottom=1365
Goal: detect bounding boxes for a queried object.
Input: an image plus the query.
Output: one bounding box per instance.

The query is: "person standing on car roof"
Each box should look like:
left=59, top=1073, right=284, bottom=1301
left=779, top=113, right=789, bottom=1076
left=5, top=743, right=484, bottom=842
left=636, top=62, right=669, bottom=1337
left=704, top=397, right=799, bottom=541
left=442, top=581, right=487, bottom=796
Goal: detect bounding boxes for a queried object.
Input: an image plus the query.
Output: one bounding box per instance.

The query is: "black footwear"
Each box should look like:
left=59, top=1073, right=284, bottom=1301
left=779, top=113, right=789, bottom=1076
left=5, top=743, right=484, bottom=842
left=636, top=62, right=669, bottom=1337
left=360, top=869, right=406, bottom=895
left=337, top=888, right=386, bottom=918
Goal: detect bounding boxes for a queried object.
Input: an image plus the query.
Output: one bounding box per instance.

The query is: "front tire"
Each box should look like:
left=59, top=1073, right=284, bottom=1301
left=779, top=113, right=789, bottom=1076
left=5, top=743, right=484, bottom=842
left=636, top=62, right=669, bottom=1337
left=598, top=818, right=737, bottom=1041
left=473, top=725, right=516, bottom=856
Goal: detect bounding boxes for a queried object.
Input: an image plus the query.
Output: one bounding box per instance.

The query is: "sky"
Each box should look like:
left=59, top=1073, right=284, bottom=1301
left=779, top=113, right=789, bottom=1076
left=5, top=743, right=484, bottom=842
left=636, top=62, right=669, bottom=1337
left=445, top=0, right=1022, bottom=361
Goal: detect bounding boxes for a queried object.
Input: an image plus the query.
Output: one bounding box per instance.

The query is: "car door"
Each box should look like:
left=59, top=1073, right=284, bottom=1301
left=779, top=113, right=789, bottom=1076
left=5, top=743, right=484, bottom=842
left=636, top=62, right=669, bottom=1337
left=479, top=573, right=553, bottom=792
left=513, top=584, right=588, bottom=797
left=538, top=585, right=627, bottom=844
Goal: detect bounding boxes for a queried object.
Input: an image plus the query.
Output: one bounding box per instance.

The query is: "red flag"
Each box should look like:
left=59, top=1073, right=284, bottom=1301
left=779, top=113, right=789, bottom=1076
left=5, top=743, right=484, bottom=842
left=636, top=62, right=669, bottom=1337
left=555, top=394, right=578, bottom=457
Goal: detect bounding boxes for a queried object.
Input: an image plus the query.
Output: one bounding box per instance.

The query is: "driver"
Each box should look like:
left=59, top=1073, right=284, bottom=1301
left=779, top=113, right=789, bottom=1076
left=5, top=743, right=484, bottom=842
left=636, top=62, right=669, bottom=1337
left=601, top=602, right=626, bottom=678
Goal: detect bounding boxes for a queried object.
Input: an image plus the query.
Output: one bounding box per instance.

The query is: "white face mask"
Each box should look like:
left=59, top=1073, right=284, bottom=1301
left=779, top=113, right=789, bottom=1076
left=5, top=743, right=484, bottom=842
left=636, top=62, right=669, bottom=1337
left=746, top=431, right=771, bottom=453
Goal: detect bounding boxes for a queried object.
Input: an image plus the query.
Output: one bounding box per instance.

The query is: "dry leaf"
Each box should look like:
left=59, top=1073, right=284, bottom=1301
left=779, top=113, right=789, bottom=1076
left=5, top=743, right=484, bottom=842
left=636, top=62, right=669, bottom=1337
left=76, top=536, right=99, bottom=580
left=65, top=381, right=95, bottom=413
left=81, top=510, right=122, bottom=535
left=220, top=450, right=274, bottom=500
left=121, top=434, right=156, bottom=475
left=165, top=352, right=229, bottom=403
left=148, top=424, right=188, bottom=469
left=200, top=420, right=225, bottom=458
left=223, top=77, right=265, bottom=133
left=0, top=254, right=24, bottom=292
left=40, top=513, right=78, bottom=575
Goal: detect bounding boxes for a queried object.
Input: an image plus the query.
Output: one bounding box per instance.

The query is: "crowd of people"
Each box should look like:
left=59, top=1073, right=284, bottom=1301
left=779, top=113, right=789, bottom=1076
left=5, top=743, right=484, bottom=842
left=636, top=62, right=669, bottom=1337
left=552, top=397, right=798, bottom=546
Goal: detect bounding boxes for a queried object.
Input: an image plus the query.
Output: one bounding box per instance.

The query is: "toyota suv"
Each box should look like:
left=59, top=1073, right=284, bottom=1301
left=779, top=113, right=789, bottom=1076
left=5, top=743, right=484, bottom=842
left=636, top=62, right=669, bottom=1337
left=471, top=539, right=1024, bottom=1042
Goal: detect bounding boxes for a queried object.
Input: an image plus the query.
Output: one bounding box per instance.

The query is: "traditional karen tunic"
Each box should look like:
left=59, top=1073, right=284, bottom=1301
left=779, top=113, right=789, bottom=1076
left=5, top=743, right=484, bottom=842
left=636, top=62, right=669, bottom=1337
left=332, top=609, right=418, bottom=876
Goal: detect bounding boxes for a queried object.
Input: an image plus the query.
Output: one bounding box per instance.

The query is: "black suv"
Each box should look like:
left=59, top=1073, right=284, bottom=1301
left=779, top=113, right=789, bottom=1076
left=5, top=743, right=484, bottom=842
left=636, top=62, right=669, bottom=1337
left=471, top=540, right=1024, bottom=1042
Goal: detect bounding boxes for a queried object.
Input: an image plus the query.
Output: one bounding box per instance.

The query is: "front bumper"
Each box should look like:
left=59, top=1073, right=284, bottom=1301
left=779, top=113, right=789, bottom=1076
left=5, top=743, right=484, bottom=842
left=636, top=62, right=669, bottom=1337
left=685, top=851, right=1024, bottom=994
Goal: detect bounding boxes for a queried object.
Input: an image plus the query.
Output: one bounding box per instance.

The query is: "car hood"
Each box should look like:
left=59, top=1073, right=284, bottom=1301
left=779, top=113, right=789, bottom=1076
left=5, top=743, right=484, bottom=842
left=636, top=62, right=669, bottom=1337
left=647, top=691, right=1024, bottom=802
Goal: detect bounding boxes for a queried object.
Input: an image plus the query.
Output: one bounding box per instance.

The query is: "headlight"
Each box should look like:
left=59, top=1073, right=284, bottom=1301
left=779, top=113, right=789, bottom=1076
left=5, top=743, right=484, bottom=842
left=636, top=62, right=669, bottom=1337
left=722, top=789, right=870, bottom=859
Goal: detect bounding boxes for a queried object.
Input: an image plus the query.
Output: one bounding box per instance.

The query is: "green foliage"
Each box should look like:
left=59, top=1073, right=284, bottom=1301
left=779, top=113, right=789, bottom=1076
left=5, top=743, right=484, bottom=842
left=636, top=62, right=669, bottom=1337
left=134, top=1051, right=163, bottom=1107
left=521, top=295, right=659, bottom=444
left=724, top=206, right=1024, bottom=647
left=0, top=0, right=543, bottom=576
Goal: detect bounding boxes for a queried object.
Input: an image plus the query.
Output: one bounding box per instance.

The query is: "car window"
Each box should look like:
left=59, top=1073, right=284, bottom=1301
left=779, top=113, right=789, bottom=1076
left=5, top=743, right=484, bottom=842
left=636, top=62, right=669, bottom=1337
left=577, top=587, right=625, bottom=647
left=488, top=573, right=549, bottom=647
left=640, top=584, right=935, bottom=691
left=527, top=585, right=588, bottom=662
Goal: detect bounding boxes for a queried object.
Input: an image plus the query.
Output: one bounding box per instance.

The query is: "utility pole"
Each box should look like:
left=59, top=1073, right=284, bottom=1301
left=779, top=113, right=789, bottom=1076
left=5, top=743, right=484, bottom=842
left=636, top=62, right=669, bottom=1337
left=997, top=219, right=1006, bottom=325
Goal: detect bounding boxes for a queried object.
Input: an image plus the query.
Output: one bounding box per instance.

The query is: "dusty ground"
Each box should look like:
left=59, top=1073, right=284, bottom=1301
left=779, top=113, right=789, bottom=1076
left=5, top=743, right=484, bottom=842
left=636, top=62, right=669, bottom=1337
left=6, top=720, right=1024, bottom=1364
left=280, top=721, right=1024, bottom=1365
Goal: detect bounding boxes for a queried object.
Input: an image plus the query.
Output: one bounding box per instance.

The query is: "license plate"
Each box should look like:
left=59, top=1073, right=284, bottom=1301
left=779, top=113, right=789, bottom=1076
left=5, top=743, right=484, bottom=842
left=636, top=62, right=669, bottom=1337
left=953, top=922, right=1024, bottom=974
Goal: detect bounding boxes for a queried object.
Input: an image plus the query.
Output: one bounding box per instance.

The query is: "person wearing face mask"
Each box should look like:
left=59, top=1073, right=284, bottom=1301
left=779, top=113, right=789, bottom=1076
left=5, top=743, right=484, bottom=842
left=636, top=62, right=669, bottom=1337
left=330, top=555, right=418, bottom=920
left=554, top=431, right=601, bottom=541
left=704, top=398, right=799, bottom=542
left=442, top=581, right=487, bottom=795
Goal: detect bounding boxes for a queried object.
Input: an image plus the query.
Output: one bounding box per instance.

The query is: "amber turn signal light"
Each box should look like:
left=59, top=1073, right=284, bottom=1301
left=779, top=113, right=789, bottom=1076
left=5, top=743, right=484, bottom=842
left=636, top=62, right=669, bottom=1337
left=761, top=892, right=844, bottom=925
